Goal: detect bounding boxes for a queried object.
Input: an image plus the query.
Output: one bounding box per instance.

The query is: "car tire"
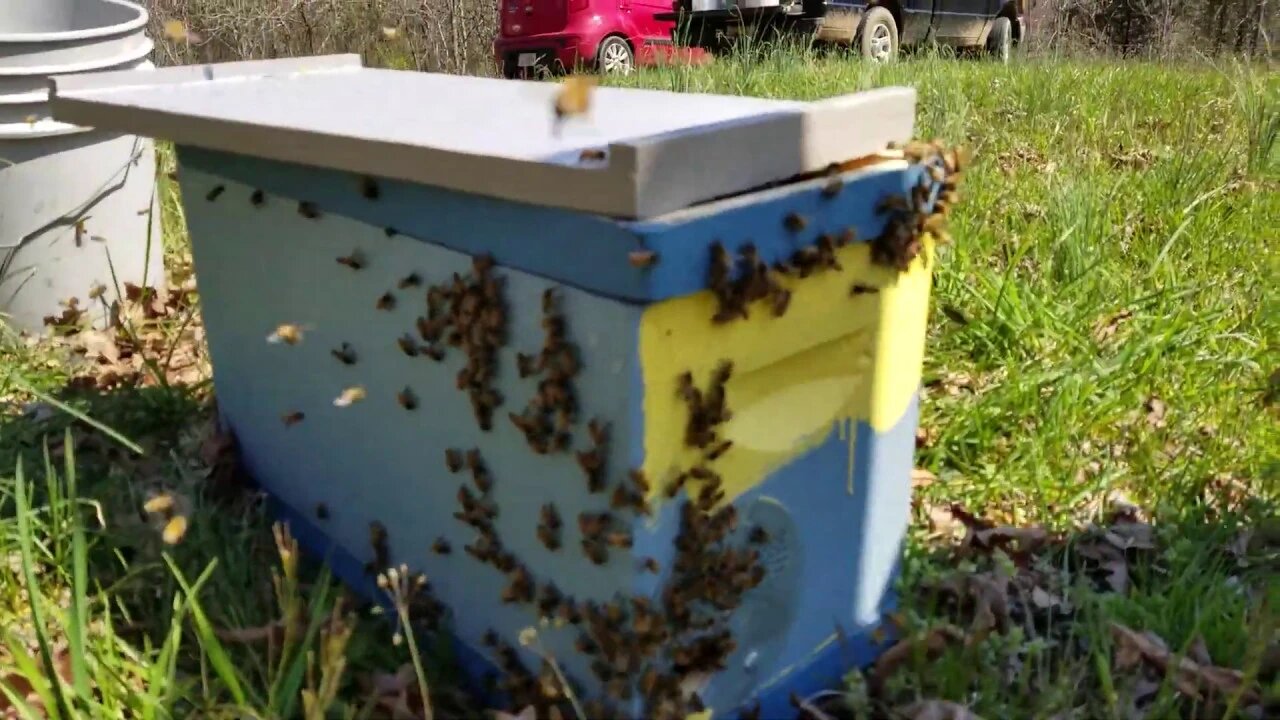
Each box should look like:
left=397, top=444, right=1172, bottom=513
left=857, top=6, right=898, bottom=63
left=986, top=16, right=1012, bottom=63
left=596, top=36, right=634, bottom=75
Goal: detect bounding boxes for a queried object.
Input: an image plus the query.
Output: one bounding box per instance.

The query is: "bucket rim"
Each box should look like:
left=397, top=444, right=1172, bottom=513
left=0, top=0, right=149, bottom=44
left=0, top=37, right=153, bottom=77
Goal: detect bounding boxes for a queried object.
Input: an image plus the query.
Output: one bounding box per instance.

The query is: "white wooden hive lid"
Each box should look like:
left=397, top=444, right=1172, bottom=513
left=49, top=54, right=917, bottom=220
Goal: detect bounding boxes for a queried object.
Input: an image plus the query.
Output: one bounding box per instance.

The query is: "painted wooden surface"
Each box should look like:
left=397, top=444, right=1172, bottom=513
left=50, top=54, right=917, bottom=219
left=175, top=143, right=934, bottom=717
left=175, top=145, right=929, bottom=305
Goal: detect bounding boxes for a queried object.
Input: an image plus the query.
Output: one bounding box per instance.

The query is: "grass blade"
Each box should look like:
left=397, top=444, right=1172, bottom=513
left=12, top=460, right=73, bottom=720
left=62, top=428, right=92, bottom=700
left=162, top=555, right=253, bottom=706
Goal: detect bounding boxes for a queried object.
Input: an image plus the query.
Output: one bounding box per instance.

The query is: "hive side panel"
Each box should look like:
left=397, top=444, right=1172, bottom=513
left=632, top=205, right=932, bottom=713
left=175, top=151, right=651, bottom=687
left=176, top=146, right=648, bottom=299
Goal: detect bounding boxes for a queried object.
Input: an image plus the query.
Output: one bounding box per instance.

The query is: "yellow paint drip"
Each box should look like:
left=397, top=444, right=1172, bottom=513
left=638, top=238, right=935, bottom=507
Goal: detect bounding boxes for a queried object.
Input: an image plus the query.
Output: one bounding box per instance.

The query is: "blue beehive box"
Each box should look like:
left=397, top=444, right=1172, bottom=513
left=51, top=55, right=951, bottom=719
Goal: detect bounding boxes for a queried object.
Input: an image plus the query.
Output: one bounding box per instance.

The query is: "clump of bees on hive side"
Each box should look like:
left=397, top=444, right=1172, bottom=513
left=413, top=254, right=508, bottom=430
left=871, top=140, right=968, bottom=271
left=508, top=288, right=582, bottom=453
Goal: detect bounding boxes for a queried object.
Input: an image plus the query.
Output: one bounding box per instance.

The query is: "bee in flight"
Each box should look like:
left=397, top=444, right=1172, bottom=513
left=551, top=76, right=596, bottom=138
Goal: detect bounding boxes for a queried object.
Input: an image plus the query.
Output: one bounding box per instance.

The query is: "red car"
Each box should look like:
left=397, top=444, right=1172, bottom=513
left=494, top=0, right=706, bottom=78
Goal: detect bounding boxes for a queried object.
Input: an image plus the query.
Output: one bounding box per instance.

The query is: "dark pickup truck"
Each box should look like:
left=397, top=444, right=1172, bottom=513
left=659, top=0, right=1028, bottom=62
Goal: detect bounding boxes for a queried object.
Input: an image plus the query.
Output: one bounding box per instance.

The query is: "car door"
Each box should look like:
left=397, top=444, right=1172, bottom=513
left=628, top=0, right=679, bottom=64
left=898, top=0, right=936, bottom=44
left=931, top=0, right=997, bottom=44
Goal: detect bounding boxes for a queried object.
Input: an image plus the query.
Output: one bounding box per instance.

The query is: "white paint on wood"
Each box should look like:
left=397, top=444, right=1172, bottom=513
left=50, top=54, right=917, bottom=219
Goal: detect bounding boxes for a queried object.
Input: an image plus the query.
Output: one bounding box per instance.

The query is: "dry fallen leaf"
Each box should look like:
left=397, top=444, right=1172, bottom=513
left=1111, top=622, right=1259, bottom=703
left=911, top=467, right=938, bottom=489
left=1092, top=309, right=1134, bottom=343
left=1143, top=396, right=1167, bottom=428
left=872, top=625, right=966, bottom=689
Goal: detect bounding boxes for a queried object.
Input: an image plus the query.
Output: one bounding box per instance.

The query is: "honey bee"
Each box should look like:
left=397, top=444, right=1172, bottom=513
left=250, top=189, right=266, bottom=207
left=432, top=537, right=451, bottom=555
left=398, top=273, right=421, bottom=289
left=578, top=512, right=610, bottom=539
left=822, top=175, right=843, bottom=199
left=770, top=287, right=792, bottom=317
left=482, top=629, right=499, bottom=647
left=444, top=448, right=463, bottom=473
left=333, top=386, right=367, bottom=407
left=331, top=343, right=357, bottom=365
left=627, top=250, right=658, bottom=268
left=336, top=251, right=365, bottom=270
left=396, top=387, right=418, bottom=410
left=297, top=201, right=321, bottom=219
left=205, top=185, right=225, bottom=202
left=281, top=411, right=306, bottom=427
left=385, top=227, right=398, bottom=237
left=582, top=539, right=608, bottom=565
left=579, top=148, right=607, bottom=162
left=575, top=633, right=598, bottom=655
left=552, top=76, right=596, bottom=133
left=465, top=448, right=482, bottom=470
left=376, top=292, right=396, bottom=311
left=537, top=524, right=561, bottom=551
left=315, top=503, right=330, bottom=520
left=266, top=323, right=305, bottom=345
left=161, top=19, right=201, bottom=43
left=640, top=557, right=660, bottom=574
left=748, top=525, right=769, bottom=544
left=540, top=504, right=562, bottom=529
left=604, top=531, right=633, bottom=549
left=143, top=493, right=175, bottom=514
left=850, top=283, right=879, bottom=296
left=161, top=515, right=189, bottom=545
left=359, top=176, right=380, bottom=200
left=784, top=212, right=808, bottom=232
left=367, top=521, right=390, bottom=572
left=704, top=439, right=733, bottom=461
left=838, top=227, right=857, bottom=246
left=396, top=335, right=419, bottom=357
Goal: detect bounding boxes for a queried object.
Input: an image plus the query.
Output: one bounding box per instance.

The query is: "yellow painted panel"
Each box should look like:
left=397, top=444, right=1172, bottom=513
left=637, top=238, right=935, bottom=506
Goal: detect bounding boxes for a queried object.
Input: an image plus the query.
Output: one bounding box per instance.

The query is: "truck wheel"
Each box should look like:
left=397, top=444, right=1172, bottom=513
left=597, top=36, right=634, bottom=75
left=857, top=7, right=898, bottom=63
left=985, top=16, right=1012, bottom=63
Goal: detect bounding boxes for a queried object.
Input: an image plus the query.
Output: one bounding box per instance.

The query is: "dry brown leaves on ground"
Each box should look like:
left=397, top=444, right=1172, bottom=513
left=1111, top=622, right=1261, bottom=713
left=874, top=499, right=1273, bottom=718
left=40, top=280, right=209, bottom=391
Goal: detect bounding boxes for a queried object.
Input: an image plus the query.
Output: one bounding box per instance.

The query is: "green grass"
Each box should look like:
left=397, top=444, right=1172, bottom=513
left=2, top=49, right=1278, bottom=719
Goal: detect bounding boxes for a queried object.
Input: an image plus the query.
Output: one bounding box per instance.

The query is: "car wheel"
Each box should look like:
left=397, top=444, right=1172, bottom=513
left=597, top=36, right=634, bottom=75
left=986, top=16, right=1012, bottom=63
left=857, top=6, right=898, bottom=63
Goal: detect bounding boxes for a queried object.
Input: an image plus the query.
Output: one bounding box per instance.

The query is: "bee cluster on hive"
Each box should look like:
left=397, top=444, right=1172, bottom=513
left=235, top=136, right=963, bottom=719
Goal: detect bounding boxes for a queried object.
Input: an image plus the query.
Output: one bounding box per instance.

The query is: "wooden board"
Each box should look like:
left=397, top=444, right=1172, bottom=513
left=50, top=54, right=917, bottom=220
